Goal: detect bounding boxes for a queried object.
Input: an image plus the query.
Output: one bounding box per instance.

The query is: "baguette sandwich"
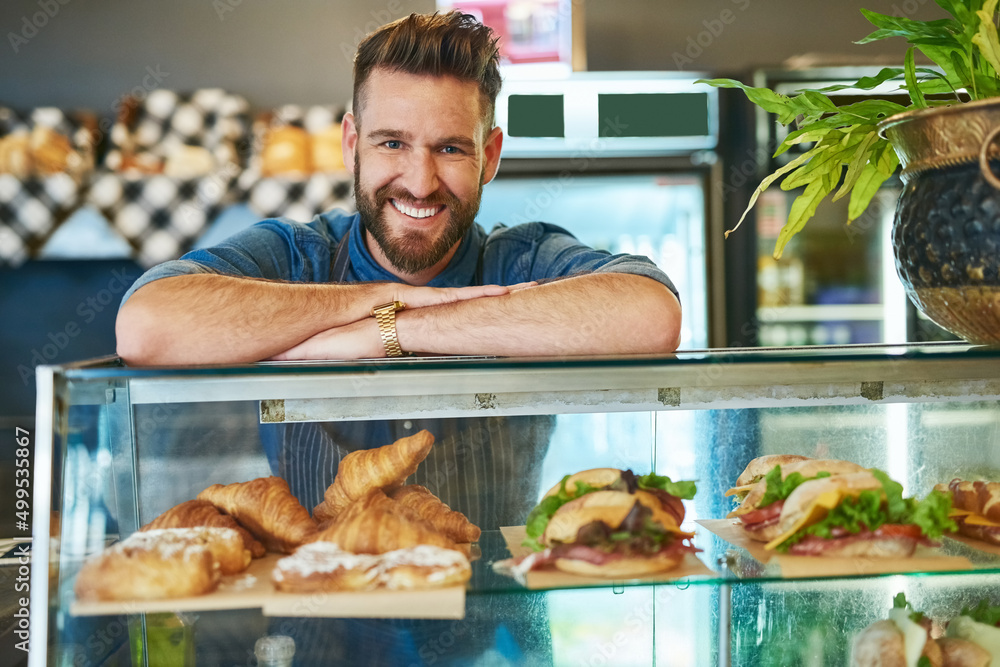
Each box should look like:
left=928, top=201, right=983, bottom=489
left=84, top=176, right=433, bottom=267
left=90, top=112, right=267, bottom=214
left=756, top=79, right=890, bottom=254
left=934, top=479, right=1000, bottom=546
left=728, top=457, right=867, bottom=542
left=503, top=468, right=698, bottom=578
left=762, top=470, right=956, bottom=556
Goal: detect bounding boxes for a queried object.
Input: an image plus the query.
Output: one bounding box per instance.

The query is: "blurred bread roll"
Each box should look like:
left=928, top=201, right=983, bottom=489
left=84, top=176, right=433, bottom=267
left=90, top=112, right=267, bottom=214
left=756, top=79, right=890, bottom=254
left=261, top=126, right=311, bottom=176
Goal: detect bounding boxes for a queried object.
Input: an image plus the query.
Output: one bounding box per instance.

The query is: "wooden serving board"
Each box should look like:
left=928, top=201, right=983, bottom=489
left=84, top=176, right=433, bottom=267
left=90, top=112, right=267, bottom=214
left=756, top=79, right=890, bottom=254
left=70, top=553, right=465, bottom=619
left=697, top=518, right=973, bottom=578
left=497, top=526, right=715, bottom=590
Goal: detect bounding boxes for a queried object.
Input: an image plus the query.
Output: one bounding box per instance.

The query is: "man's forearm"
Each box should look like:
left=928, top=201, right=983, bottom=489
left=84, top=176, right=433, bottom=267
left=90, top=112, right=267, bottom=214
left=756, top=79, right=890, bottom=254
left=116, top=274, right=385, bottom=365
left=396, top=273, right=682, bottom=357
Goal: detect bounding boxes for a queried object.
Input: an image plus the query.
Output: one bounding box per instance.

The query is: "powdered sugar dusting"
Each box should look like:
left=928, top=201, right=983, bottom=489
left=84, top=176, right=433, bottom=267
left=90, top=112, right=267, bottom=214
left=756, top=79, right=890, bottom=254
left=274, top=542, right=381, bottom=579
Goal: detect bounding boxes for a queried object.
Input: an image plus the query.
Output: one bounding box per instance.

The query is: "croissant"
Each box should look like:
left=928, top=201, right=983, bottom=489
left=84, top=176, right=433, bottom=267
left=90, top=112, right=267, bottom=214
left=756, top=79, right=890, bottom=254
left=140, top=498, right=266, bottom=558
left=391, top=485, right=481, bottom=543
left=313, top=502, right=460, bottom=555
left=313, top=430, right=434, bottom=523
left=198, top=476, right=317, bottom=553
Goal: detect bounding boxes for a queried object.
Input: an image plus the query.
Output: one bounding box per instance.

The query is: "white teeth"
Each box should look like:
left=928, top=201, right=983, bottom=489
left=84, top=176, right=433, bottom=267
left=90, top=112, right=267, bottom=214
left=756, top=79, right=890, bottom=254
left=391, top=200, right=439, bottom=219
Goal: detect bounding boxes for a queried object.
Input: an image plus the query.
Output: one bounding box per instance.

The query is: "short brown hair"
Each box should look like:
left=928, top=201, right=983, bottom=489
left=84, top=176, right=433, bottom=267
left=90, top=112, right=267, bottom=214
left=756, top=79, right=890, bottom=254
left=353, top=11, right=502, bottom=133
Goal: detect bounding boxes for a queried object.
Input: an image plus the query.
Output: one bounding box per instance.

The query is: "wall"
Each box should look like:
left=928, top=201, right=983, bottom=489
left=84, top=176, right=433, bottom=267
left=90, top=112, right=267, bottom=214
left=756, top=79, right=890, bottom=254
left=1, top=0, right=944, bottom=112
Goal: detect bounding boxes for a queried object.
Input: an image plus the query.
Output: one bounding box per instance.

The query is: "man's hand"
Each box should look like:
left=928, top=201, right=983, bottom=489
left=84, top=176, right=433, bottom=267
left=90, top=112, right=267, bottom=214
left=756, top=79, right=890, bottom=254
left=396, top=283, right=523, bottom=309
left=269, top=283, right=535, bottom=361
left=270, top=318, right=382, bottom=361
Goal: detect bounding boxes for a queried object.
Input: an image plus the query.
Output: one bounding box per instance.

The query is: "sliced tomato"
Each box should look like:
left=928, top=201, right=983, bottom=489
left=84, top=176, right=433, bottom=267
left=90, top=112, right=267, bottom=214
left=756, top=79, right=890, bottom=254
left=874, top=523, right=923, bottom=539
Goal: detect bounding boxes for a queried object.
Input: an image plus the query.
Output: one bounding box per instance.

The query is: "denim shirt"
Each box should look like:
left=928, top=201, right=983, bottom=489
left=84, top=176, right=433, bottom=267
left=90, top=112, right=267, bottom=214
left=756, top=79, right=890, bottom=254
left=120, top=209, right=678, bottom=304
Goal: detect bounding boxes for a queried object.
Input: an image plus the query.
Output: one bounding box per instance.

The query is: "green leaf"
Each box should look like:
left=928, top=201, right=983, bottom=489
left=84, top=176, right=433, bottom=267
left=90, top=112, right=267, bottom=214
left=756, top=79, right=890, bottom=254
left=727, top=148, right=819, bottom=240
left=961, top=598, right=1000, bottom=626
left=637, top=473, right=697, bottom=500
left=972, top=0, right=1000, bottom=77
left=773, top=171, right=839, bottom=258
left=847, top=152, right=898, bottom=223
left=522, top=474, right=604, bottom=546
left=809, top=67, right=905, bottom=93
left=906, top=47, right=929, bottom=108
left=857, top=9, right=959, bottom=43
left=758, top=466, right=832, bottom=508
left=780, top=132, right=858, bottom=191
left=695, top=78, right=800, bottom=125
left=934, top=0, right=968, bottom=22
left=833, top=127, right=882, bottom=201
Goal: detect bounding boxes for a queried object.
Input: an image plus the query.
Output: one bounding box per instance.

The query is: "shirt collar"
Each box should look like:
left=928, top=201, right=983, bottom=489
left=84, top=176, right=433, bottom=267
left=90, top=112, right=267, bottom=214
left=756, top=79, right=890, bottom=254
left=347, top=216, right=485, bottom=287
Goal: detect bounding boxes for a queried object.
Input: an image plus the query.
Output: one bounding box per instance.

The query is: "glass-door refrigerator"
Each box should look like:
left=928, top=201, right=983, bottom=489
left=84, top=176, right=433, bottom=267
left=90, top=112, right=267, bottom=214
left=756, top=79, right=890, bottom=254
left=479, top=71, right=724, bottom=350
left=743, top=66, right=957, bottom=347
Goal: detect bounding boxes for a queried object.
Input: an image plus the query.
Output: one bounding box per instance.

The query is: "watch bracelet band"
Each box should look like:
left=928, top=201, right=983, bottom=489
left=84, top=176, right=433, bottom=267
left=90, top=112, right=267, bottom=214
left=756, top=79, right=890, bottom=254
left=373, top=306, right=405, bottom=357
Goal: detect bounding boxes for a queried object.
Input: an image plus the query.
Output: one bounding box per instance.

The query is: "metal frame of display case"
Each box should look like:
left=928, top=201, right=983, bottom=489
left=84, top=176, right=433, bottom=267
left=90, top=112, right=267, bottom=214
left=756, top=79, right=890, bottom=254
left=30, top=341, right=1000, bottom=665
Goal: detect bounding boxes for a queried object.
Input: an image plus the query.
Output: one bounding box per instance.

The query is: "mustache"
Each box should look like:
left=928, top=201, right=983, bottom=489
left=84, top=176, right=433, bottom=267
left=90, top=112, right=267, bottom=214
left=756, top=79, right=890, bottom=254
left=374, top=185, right=458, bottom=208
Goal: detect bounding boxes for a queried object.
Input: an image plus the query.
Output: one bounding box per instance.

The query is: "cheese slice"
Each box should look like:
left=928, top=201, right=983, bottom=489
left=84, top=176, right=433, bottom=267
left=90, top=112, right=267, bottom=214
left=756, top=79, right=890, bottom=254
left=949, top=507, right=1000, bottom=528
left=888, top=608, right=926, bottom=667
left=764, top=489, right=845, bottom=551
left=724, top=484, right=754, bottom=498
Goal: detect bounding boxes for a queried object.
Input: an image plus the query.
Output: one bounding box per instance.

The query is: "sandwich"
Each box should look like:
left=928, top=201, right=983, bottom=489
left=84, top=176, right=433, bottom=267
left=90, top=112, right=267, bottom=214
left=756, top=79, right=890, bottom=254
left=851, top=594, right=940, bottom=667
left=852, top=594, right=998, bottom=667
left=505, top=468, right=698, bottom=578
left=943, top=599, right=1000, bottom=665
left=726, top=454, right=811, bottom=500
left=934, top=479, right=1000, bottom=546
left=727, top=456, right=867, bottom=542
left=762, top=469, right=956, bottom=556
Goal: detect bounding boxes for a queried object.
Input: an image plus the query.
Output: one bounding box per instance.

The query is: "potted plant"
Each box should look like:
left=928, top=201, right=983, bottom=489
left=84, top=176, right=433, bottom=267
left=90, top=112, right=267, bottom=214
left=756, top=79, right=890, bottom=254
left=699, top=0, right=1000, bottom=344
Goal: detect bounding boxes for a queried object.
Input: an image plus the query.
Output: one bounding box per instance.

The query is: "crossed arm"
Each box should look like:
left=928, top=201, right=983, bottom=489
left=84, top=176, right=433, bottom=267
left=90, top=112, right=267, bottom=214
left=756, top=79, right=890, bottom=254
left=116, top=272, right=681, bottom=365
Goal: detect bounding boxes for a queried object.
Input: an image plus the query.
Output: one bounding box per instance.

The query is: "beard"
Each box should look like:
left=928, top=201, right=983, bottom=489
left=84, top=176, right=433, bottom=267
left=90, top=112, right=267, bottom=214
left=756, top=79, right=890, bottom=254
left=354, top=156, right=484, bottom=275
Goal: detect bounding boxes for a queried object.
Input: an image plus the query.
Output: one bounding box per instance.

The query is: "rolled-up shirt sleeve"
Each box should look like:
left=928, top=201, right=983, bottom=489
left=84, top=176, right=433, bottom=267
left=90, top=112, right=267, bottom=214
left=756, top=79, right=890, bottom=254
left=119, top=219, right=330, bottom=309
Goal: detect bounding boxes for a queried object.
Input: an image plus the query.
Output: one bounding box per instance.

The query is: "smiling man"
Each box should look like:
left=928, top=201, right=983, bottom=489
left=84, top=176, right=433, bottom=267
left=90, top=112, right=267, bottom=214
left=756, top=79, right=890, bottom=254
left=115, top=13, right=681, bottom=366
left=112, top=12, right=683, bottom=663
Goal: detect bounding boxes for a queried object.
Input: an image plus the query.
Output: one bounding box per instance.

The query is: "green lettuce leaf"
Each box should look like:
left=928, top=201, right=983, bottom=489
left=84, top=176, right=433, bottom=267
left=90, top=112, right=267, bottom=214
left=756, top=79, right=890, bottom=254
left=960, top=598, right=1000, bottom=626
left=522, top=474, right=602, bottom=550
left=776, top=469, right=956, bottom=550
left=758, top=465, right=832, bottom=508
left=637, top=472, right=697, bottom=500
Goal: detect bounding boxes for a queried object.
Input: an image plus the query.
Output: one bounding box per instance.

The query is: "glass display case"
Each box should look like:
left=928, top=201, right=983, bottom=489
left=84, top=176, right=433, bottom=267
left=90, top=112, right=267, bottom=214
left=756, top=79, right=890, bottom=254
left=30, top=342, right=1000, bottom=666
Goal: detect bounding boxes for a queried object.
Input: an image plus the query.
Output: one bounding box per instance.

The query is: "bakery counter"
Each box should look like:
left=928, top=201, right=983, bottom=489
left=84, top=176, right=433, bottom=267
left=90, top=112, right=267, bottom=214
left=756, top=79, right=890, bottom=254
left=30, top=343, right=1000, bottom=665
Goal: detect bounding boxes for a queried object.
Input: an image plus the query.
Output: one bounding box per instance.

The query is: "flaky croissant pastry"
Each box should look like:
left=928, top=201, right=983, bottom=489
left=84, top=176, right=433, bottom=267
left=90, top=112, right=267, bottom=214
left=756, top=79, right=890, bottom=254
left=312, top=501, right=461, bottom=555
left=313, top=430, right=434, bottom=523
left=75, top=529, right=222, bottom=601
left=140, top=498, right=266, bottom=558
left=391, top=485, right=481, bottom=544
left=198, top=476, right=316, bottom=553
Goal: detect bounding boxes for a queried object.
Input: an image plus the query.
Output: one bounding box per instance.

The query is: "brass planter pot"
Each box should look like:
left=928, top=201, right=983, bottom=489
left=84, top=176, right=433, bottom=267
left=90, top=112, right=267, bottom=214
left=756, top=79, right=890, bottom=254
left=879, top=98, right=1000, bottom=344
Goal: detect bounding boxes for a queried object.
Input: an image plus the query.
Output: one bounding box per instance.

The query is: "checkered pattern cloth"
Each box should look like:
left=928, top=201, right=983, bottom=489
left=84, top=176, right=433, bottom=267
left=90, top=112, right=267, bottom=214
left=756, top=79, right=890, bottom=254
left=0, top=106, right=95, bottom=267
left=237, top=105, right=355, bottom=221
left=240, top=170, right=354, bottom=221
left=88, top=168, right=240, bottom=267
left=88, top=89, right=251, bottom=267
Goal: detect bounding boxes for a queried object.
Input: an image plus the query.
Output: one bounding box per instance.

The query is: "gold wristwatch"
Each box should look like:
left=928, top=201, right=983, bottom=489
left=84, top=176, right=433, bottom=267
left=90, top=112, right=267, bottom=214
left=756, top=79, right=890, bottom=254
left=371, top=300, right=407, bottom=357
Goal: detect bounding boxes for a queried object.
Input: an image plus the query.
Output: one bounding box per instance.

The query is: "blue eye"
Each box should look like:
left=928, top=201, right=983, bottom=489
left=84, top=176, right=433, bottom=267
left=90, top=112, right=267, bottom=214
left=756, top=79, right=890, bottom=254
left=442, top=146, right=460, bottom=154
left=385, top=140, right=401, bottom=149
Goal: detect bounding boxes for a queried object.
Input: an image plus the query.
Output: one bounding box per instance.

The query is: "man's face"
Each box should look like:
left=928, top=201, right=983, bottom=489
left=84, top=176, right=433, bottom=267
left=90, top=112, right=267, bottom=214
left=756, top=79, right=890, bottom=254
left=343, top=69, right=503, bottom=282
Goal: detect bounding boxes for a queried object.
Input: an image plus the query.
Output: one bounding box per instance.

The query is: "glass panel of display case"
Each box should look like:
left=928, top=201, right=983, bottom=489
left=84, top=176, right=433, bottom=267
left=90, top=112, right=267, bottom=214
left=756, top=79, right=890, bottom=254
left=30, top=344, right=1000, bottom=665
